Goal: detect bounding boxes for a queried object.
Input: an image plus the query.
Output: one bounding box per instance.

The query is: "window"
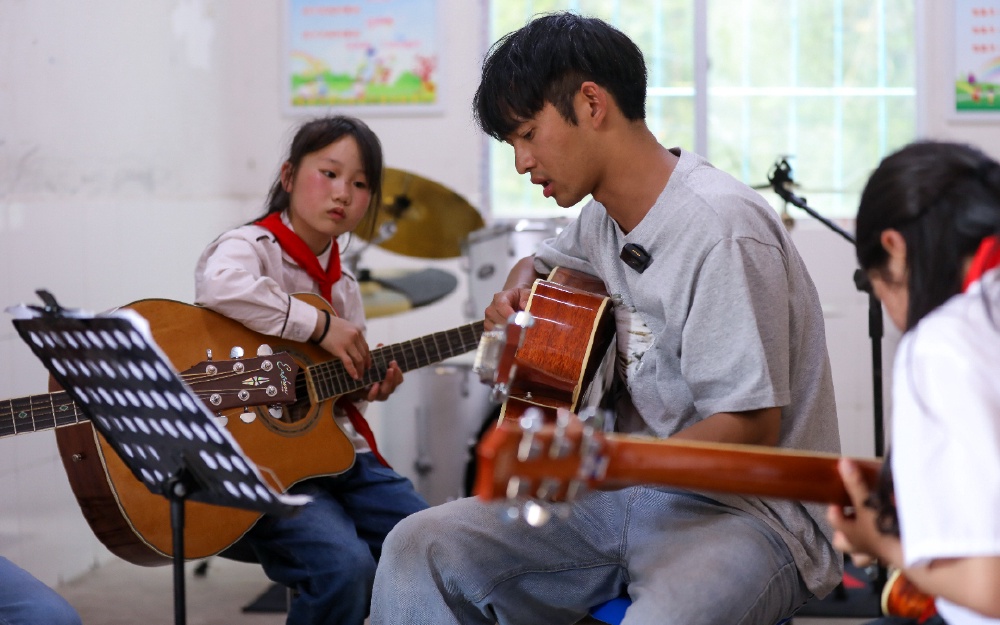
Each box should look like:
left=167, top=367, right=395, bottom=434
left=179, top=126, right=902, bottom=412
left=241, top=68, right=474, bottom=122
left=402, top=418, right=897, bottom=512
left=485, top=0, right=916, bottom=221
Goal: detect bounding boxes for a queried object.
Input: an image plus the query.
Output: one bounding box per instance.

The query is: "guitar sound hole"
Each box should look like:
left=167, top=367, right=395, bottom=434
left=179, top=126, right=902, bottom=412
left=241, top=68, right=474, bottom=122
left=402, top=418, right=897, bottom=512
left=283, top=396, right=312, bottom=424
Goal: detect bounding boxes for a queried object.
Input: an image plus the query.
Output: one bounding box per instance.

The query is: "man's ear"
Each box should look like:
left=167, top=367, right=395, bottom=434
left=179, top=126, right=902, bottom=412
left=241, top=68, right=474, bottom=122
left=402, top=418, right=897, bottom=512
left=578, top=81, right=608, bottom=128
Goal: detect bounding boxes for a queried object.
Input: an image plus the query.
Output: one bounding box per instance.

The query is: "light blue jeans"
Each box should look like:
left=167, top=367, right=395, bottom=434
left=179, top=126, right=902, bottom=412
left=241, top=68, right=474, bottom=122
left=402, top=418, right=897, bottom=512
left=235, top=452, right=428, bottom=625
left=0, top=557, right=81, bottom=625
left=371, top=488, right=813, bottom=625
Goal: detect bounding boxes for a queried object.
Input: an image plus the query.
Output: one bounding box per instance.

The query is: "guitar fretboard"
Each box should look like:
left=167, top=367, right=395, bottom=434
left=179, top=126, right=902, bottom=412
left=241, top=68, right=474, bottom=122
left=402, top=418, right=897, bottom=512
left=0, top=391, right=87, bottom=438
left=307, top=320, right=486, bottom=402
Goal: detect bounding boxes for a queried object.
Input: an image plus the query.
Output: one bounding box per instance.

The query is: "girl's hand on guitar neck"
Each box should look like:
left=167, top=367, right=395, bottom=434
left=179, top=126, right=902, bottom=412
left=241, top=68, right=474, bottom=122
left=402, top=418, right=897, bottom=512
left=343, top=359, right=403, bottom=403
left=315, top=314, right=371, bottom=380
left=827, top=458, right=904, bottom=570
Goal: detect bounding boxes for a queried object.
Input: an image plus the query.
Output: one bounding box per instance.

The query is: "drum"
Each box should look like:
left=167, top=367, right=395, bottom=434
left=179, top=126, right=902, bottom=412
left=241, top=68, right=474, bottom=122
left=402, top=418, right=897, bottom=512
left=462, top=219, right=570, bottom=319
left=408, top=362, right=495, bottom=505
left=374, top=352, right=496, bottom=505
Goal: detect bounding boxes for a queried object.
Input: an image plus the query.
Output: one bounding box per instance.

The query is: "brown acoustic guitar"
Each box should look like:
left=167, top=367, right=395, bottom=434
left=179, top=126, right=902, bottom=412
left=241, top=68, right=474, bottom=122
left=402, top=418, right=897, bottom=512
left=474, top=411, right=937, bottom=619
left=5, top=293, right=483, bottom=566
left=475, top=266, right=617, bottom=425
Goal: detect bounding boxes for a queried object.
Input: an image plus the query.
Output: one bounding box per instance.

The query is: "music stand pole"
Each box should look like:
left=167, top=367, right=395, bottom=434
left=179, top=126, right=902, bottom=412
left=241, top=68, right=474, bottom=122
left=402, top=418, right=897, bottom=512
left=168, top=474, right=190, bottom=624
left=767, top=159, right=885, bottom=458
left=7, top=291, right=309, bottom=625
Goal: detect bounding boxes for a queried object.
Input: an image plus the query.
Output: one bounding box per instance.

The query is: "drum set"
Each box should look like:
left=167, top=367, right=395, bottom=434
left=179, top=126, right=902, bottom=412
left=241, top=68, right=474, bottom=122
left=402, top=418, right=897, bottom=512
left=354, top=168, right=567, bottom=504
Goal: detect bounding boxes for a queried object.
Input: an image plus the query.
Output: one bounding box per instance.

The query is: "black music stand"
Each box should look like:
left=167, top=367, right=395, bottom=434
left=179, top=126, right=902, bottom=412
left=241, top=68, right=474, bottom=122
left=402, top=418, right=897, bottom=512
left=7, top=291, right=308, bottom=625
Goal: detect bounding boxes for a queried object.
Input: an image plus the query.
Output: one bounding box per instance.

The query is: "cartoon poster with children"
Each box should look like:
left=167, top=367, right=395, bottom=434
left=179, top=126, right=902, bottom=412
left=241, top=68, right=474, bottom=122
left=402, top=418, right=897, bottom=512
left=955, top=0, right=1000, bottom=114
left=285, top=0, right=440, bottom=114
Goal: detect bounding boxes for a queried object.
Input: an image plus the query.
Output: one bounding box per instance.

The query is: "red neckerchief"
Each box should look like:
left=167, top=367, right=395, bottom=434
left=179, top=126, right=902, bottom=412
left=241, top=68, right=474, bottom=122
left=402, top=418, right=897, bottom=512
left=255, top=211, right=390, bottom=467
left=963, top=234, right=1000, bottom=293
left=255, top=211, right=340, bottom=302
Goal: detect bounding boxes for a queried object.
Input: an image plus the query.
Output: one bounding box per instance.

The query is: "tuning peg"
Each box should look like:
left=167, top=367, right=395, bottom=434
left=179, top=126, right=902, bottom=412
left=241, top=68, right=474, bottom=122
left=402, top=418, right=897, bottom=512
left=517, top=408, right=545, bottom=462
left=230, top=346, right=244, bottom=359
left=577, top=406, right=607, bottom=432
left=535, top=477, right=562, bottom=500
left=506, top=476, right=532, bottom=500
left=502, top=504, right=521, bottom=524
left=256, top=344, right=273, bottom=356
left=216, top=415, right=228, bottom=426
left=490, top=381, right=510, bottom=404
left=239, top=410, right=256, bottom=424
left=205, top=349, right=213, bottom=361
left=565, top=479, right=587, bottom=502
left=521, top=500, right=552, bottom=527
left=472, top=328, right=505, bottom=384
left=549, top=410, right=572, bottom=459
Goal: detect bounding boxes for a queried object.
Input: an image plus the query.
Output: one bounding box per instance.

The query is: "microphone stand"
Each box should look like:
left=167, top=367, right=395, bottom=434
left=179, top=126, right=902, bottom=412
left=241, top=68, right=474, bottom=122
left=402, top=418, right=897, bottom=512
left=767, top=158, right=888, bottom=606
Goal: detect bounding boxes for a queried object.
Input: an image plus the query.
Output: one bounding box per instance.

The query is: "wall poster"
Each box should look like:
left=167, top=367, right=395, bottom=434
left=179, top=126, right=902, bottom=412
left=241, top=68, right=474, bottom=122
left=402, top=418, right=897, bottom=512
left=955, top=0, right=1000, bottom=115
left=284, top=0, right=441, bottom=115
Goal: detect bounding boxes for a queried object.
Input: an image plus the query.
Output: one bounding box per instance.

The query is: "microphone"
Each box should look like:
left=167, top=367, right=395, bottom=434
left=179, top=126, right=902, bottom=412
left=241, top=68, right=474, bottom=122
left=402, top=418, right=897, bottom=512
left=620, top=243, right=652, bottom=273
left=767, top=158, right=798, bottom=231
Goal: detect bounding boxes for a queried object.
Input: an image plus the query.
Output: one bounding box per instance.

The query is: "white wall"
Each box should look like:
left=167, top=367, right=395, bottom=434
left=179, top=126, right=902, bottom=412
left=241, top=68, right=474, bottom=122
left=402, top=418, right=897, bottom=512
left=0, top=0, right=996, bottom=589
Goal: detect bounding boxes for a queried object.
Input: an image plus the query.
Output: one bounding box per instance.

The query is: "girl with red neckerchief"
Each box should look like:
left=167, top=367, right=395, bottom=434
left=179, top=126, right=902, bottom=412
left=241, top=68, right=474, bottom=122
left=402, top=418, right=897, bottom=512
left=194, top=116, right=428, bottom=625
left=829, top=141, right=1000, bottom=625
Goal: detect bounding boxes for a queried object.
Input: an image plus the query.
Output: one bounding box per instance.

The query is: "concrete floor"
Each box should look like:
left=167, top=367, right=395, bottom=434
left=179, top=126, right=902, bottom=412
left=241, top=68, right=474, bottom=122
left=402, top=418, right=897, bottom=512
left=53, top=556, right=874, bottom=625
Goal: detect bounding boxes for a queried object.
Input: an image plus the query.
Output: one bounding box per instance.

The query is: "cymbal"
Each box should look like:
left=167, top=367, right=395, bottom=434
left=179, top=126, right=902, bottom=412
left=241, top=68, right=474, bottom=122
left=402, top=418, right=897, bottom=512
left=355, top=168, right=484, bottom=258
left=360, top=281, right=411, bottom=319
left=358, top=267, right=458, bottom=318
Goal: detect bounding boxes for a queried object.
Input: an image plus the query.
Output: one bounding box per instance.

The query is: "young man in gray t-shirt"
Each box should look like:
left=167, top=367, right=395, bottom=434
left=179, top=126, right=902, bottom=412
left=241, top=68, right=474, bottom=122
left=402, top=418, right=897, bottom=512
left=371, top=12, right=841, bottom=625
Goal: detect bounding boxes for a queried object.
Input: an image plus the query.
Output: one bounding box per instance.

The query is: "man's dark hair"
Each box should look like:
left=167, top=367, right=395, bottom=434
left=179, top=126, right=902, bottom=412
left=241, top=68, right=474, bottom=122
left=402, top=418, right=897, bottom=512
left=473, top=12, right=647, bottom=141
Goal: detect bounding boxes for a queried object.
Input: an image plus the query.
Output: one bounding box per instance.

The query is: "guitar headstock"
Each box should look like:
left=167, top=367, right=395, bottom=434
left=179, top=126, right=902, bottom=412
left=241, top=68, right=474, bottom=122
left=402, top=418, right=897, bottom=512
left=179, top=353, right=299, bottom=412
left=474, top=409, right=610, bottom=517
left=472, top=311, right=535, bottom=403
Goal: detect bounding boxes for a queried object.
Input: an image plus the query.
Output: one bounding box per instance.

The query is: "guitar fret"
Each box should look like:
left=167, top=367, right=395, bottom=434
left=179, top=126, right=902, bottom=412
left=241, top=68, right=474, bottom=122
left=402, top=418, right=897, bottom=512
left=51, top=393, right=79, bottom=427
left=9, top=396, right=35, bottom=435
left=0, top=399, right=20, bottom=438
left=28, top=394, right=51, bottom=432
left=0, top=389, right=90, bottom=440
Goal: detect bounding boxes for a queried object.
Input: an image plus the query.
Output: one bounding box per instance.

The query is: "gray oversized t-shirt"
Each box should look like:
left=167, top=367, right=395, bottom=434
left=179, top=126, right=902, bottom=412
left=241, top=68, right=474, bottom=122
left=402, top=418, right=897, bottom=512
left=533, top=148, right=842, bottom=597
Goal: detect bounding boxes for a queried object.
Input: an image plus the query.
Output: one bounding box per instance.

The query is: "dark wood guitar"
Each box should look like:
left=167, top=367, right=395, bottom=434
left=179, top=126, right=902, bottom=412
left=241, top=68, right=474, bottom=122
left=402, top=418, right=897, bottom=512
left=11, top=293, right=483, bottom=566
left=476, top=266, right=617, bottom=424
left=474, top=413, right=936, bottom=619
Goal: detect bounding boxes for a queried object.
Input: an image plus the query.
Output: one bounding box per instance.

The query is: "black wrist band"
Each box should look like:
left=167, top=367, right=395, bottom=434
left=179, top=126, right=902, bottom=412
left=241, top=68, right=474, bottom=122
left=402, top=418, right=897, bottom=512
left=311, top=310, right=331, bottom=344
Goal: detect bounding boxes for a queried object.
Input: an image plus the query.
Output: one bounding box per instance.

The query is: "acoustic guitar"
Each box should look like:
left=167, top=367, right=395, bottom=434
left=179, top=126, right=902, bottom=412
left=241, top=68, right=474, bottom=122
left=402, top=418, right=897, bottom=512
left=474, top=406, right=937, bottom=619
left=474, top=266, right=617, bottom=425
left=7, top=293, right=482, bottom=566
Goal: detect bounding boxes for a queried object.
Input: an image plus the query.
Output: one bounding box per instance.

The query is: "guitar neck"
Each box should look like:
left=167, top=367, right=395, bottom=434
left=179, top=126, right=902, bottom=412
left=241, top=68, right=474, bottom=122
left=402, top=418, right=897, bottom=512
left=476, top=421, right=884, bottom=507
left=598, top=435, right=882, bottom=506
left=0, top=391, right=88, bottom=439
left=305, top=320, right=486, bottom=403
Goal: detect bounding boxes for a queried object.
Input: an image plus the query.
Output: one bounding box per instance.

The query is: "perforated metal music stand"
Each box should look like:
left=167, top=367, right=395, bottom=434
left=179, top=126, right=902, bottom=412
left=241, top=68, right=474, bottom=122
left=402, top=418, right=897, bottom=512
left=7, top=291, right=308, bottom=625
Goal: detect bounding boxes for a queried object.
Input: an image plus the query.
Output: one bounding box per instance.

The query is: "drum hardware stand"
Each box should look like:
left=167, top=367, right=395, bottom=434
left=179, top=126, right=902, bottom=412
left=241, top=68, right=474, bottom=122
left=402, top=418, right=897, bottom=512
left=767, top=158, right=888, bottom=613
left=7, top=291, right=308, bottom=625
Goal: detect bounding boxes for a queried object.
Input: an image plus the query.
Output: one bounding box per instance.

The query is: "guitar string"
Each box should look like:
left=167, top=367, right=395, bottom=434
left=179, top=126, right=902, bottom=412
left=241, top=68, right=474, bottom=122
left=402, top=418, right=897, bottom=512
left=306, top=321, right=484, bottom=402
